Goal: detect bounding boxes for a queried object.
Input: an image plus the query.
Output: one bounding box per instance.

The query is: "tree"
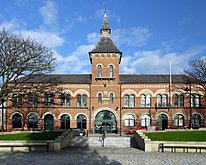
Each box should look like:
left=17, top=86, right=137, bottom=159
left=0, top=29, right=56, bottom=131
left=184, top=59, right=206, bottom=90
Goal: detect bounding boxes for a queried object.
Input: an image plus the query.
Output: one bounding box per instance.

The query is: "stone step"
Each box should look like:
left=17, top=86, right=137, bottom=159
left=69, top=136, right=132, bottom=148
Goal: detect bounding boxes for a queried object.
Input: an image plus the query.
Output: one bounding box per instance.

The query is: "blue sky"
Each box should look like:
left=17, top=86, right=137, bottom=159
left=0, top=0, right=206, bottom=74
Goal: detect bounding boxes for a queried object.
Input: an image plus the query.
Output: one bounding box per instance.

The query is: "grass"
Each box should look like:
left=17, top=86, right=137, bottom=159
left=145, top=131, right=206, bottom=142
left=0, top=131, right=63, bottom=141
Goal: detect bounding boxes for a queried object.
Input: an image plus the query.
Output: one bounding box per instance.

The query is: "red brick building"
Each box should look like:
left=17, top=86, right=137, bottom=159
left=5, top=11, right=205, bottom=134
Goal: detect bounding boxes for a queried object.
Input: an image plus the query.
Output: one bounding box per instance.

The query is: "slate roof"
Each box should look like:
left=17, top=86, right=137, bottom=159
left=14, top=74, right=188, bottom=84
left=15, top=74, right=92, bottom=84
left=120, top=74, right=187, bottom=84
left=89, top=37, right=121, bottom=54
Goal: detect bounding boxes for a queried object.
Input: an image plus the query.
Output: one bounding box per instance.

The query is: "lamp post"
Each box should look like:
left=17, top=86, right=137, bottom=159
left=185, top=83, right=192, bottom=129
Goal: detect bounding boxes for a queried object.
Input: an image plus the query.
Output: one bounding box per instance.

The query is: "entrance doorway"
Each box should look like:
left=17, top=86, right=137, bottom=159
left=44, top=114, right=54, bottom=130
left=77, top=114, right=87, bottom=129
left=94, top=110, right=117, bottom=133
left=60, top=114, right=70, bottom=130
left=157, top=114, right=168, bottom=130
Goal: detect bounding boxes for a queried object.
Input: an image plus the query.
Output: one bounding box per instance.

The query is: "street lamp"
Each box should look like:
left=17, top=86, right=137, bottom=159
left=185, top=83, right=192, bottom=129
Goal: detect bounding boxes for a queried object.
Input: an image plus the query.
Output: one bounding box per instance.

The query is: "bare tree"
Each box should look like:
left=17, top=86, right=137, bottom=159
left=184, top=59, right=206, bottom=90
left=0, top=29, right=56, bottom=131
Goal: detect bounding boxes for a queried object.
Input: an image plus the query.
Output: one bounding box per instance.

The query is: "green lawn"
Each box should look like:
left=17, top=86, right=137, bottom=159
left=145, top=131, right=206, bottom=142
left=0, top=131, right=63, bottom=140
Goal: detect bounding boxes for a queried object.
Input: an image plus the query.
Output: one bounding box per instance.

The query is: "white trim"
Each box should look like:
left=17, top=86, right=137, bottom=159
left=107, top=63, right=115, bottom=69
left=108, top=92, right=115, bottom=97
left=96, top=92, right=103, bottom=97
left=10, top=112, right=23, bottom=119
left=26, top=112, right=40, bottom=119
left=42, top=112, right=56, bottom=119
left=192, top=112, right=204, bottom=119
left=122, top=113, right=137, bottom=120
left=172, top=113, right=186, bottom=120
left=58, top=113, right=72, bottom=120
left=75, top=113, right=88, bottom=120
left=140, top=113, right=152, bottom=119
left=74, top=89, right=90, bottom=97
left=154, top=89, right=169, bottom=96
left=156, top=112, right=170, bottom=120
left=61, top=90, right=74, bottom=97
left=121, top=89, right=138, bottom=97
left=92, top=107, right=119, bottom=120
left=137, top=89, right=154, bottom=97
left=95, top=63, right=103, bottom=68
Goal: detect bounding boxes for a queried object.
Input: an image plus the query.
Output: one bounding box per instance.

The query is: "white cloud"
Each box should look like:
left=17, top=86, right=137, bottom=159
left=120, top=46, right=206, bottom=74
left=77, top=16, right=87, bottom=23
left=54, top=44, right=95, bottom=74
left=0, top=20, right=21, bottom=31
left=112, top=27, right=151, bottom=47
left=87, top=32, right=99, bottom=44
left=20, top=30, right=65, bottom=48
left=39, top=1, right=57, bottom=26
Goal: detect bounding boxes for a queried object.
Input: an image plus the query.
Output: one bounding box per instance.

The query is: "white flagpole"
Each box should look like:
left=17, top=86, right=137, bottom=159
left=169, top=59, right=172, bottom=106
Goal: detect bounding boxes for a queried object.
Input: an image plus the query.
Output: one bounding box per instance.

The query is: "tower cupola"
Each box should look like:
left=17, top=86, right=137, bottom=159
left=100, top=9, right=111, bottom=37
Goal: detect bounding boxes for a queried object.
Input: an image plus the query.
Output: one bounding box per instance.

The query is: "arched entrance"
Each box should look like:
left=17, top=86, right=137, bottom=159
left=28, top=113, right=38, bottom=130
left=77, top=114, right=87, bottom=129
left=44, top=114, right=54, bottom=130
left=60, top=114, right=70, bottom=130
left=12, top=113, right=22, bottom=129
left=157, top=114, right=168, bottom=130
left=94, top=110, right=117, bottom=133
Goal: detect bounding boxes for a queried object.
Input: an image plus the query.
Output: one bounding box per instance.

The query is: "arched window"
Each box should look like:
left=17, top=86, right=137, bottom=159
left=12, top=113, right=22, bottom=128
left=28, top=113, right=38, bottom=129
left=174, top=114, right=184, bottom=127
left=130, top=95, right=135, bottom=107
left=44, top=94, right=54, bottom=107
left=98, top=93, right=102, bottom=103
left=192, top=114, right=201, bottom=127
left=174, top=95, right=184, bottom=107
left=109, top=65, right=114, bottom=78
left=77, top=114, right=87, bottom=129
left=44, top=114, right=54, bottom=130
left=110, top=93, right=114, bottom=103
left=141, top=95, right=146, bottom=107
left=162, top=95, right=167, bottom=107
left=124, top=114, right=135, bottom=127
left=97, top=65, right=102, bottom=78
left=146, top=95, right=151, bottom=107
left=124, top=95, right=129, bottom=107
left=141, top=114, right=151, bottom=127
left=157, top=95, right=162, bottom=107
left=61, top=94, right=71, bottom=106
left=60, top=114, right=70, bottom=130
left=13, top=96, right=22, bottom=107
left=77, top=94, right=87, bottom=107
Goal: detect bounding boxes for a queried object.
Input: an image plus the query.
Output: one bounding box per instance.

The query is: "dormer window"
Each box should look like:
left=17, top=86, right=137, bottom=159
left=98, top=65, right=102, bottom=78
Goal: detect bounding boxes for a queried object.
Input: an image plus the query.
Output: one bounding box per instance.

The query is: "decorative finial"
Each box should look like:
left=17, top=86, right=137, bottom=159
left=100, top=1, right=111, bottom=36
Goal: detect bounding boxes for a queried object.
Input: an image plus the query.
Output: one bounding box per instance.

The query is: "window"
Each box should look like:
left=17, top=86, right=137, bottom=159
left=174, top=114, right=184, bottom=127
left=124, top=95, right=129, bottom=107
left=192, top=114, right=201, bottom=127
left=141, top=95, right=146, bottom=107
left=157, top=95, right=168, bottom=107
left=174, top=95, right=184, bottom=107
left=60, top=94, right=71, bottom=106
left=124, top=95, right=135, bottom=107
left=13, top=96, right=22, bottom=107
left=77, top=94, right=87, bottom=107
left=110, top=93, right=114, bottom=103
left=28, top=113, right=38, bottom=129
left=44, top=94, right=54, bottom=107
left=97, top=65, right=102, bottom=78
left=124, top=114, right=135, bottom=127
left=146, top=95, right=151, bottom=107
left=109, top=65, right=114, bottom=78
left=191, top=95, right=200, bottom=107
left=28, top=95, right=38, bottom=107
left=60, top=114, right=70, bottom=130
left=12, top=113, right=22, bottom=128
left=98, top=93, right=102, bottom=103
left=77, top=114, right=87, bottom=129
left=141, top=114, right=151, bottom=127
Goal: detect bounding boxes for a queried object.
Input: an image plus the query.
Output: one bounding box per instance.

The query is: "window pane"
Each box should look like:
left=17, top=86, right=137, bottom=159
left=98, top=93, right=102, bottom=103
left=98, top=65, right=102, bottom=78
left=141, top=95, right=146, bottom=107
left=77, top=95, right=81, bottom=107
left=67, top=95, right=71, bottom=106
left=110, top=93, right=114, bottom=103
left=162, top=95, right=167, bottom=107
left=82, top=95, right=87, bottom=107
left=124, top=95, right=129, bottom=107
left=130, top=95, right=135, bottom=107
left=174, top=95, right=178, bottom=107
left=146, top=95, right=151, bottom=107
left=157, top=95, right=162, bottom=107
left=109, top=65, right=113, bottom=78
left=195, top=95, right=200, bottom=107
left=179, top=95, right=184, bottom=107
left=61, top=95, right=65, bottom=106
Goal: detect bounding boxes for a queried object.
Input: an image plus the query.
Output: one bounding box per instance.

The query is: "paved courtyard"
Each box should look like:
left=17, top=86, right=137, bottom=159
left=0, top=147, right=206, bottom=165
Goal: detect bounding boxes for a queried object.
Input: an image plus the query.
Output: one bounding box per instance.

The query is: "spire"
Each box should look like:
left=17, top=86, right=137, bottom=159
left=100, top=4, right=111, bottom=37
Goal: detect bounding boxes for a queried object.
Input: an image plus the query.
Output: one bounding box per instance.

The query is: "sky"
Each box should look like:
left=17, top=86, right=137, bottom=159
left=0, top=0, right=206, bottom=75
